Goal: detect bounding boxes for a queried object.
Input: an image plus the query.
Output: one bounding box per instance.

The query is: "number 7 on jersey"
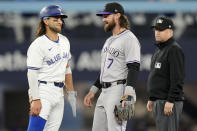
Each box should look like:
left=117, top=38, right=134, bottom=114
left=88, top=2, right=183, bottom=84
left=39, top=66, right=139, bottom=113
left=107, top=58, right=114, bottom=69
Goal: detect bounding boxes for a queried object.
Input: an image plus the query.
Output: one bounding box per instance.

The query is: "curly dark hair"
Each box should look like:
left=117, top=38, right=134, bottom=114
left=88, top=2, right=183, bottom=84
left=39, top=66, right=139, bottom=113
left=36, top=20, right=46, bottom=37
left=119, top=15, right=130, bottom=30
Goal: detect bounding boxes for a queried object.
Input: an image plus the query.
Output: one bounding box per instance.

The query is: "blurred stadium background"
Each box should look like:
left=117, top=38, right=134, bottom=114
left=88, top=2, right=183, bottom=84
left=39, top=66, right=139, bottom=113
left=0, top=0, right=197, bottom=131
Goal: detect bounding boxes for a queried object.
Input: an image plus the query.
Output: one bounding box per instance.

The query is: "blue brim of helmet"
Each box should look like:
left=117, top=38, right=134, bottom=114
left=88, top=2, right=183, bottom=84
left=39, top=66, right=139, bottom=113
left=60, top=14, right=68, bottom=18
left=54, top=14, right=67, bottom=18
left=40, top=14, right=67, bottom=19
left=96, top=12, right=113, bottom=16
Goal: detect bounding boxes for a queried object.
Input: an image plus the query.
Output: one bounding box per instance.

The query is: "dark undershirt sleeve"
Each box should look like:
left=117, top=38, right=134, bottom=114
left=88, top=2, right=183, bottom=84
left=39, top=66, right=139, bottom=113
left=126, top=62, right=140, bottom=88
left=93, top=75, right=102, bottom=89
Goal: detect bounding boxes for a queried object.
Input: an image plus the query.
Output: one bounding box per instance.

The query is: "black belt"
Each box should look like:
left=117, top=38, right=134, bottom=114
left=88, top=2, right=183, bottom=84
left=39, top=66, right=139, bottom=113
left=101, top=79, right=126, bottom=88
left=39, top=81, right=64, bottom=88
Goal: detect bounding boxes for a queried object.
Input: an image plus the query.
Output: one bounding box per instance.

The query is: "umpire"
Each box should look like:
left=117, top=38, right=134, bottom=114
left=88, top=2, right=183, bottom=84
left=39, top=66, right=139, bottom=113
left=146, top=16, right=185, bottom=131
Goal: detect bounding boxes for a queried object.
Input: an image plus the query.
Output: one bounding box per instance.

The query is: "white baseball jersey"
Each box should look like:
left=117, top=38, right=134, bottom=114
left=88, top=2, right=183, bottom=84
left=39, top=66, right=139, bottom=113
left=100, top=30, right=141, bottom=82
left=27, top=33, right=71, bottom=82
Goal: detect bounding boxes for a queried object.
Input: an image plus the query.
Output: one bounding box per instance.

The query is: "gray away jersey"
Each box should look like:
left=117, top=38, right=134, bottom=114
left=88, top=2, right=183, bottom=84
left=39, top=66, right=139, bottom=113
left=100, top=30, right=141, bottom=82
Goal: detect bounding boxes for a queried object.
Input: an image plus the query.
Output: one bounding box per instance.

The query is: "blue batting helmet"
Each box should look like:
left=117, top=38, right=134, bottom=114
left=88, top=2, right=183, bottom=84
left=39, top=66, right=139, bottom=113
left=39, top=5, right=67, bottom=19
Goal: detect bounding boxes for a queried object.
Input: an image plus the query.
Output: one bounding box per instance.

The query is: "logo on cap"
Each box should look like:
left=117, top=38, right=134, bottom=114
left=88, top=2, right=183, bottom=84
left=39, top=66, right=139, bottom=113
left=157, top=19, right=163, bottom=24
left=152, top=16, right=174, bottom=31
left=57, top=8, right=62, bottom=12
left=96, top=2, right=124, bottom=16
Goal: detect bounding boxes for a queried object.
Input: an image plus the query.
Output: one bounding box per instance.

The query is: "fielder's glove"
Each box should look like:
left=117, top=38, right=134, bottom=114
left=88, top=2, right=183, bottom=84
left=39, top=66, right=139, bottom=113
left=114, top=95, right=135, bottom=124
left=67, top=91, right=77, bottom=118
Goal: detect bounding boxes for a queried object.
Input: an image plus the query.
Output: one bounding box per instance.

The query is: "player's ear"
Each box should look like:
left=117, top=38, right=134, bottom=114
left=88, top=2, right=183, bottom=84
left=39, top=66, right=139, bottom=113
left=115, top=13, right=121, bottom=19
left=43, top=19, right=48, bottom=25
left=115, top=13, right=121, bottom=23
left=115, top=13, right=120, bottom=22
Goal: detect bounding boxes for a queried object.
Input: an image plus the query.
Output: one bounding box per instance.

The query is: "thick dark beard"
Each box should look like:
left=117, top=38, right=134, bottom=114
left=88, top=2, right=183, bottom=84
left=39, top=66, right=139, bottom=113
left=104, top=21, right=116, bottom=32
left=49, top=26, right=61, bottom=33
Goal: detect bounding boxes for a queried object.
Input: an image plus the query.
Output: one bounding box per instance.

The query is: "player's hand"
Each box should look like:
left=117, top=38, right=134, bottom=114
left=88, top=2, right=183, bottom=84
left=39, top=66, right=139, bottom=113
left=147, top=101, right=153, bottom=112
left=164, top=101, right=174, bottom=116
left=30, top=99, right=42, bottom=116
left=122, top=101, right=126, bottom=108
left=121, top=95, right=132, bottom=108
left=84, top=91, right=95, bottom=107
left=122, top=86, right=136, bottom=108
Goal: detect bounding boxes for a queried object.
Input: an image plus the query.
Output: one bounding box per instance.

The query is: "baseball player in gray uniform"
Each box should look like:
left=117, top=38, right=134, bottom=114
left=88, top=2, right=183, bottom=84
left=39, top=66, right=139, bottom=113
left=27, top=5, right=76, bottom=131
left=84, top=2, right=141, bottom=131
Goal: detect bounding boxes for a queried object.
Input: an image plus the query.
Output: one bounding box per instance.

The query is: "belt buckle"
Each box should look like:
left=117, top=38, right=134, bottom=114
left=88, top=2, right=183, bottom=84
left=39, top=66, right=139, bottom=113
left=117, top=79, right=126, bottom=85
left=102, top=83, right=106, bottom=88
left=102, top=82, right=112, bottom=88
left=104, top=82, right=111, bottom=88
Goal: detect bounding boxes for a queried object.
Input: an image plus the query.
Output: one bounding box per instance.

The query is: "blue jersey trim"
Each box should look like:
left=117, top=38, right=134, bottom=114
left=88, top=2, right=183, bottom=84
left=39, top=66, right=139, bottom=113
left=45, top=34, right=59, bottom=43
left=127, top=60, right=140, bottom=64
left=27, top=66, right=40, bottom=70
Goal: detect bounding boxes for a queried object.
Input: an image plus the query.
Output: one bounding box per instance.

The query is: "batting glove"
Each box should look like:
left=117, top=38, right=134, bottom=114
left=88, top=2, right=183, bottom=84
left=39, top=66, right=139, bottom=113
left=124, top=86, right=136, bottom=102
left=67, top=91, right=77, bottom=118
left=89, top=85, right=99, bottom=94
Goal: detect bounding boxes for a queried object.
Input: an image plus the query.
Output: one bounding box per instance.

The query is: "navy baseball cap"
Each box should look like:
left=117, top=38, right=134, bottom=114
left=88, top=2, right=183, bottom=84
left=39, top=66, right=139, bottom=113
left=151, top=16, right=174, bottom=31
left=96, top=2, right=124, bottom=16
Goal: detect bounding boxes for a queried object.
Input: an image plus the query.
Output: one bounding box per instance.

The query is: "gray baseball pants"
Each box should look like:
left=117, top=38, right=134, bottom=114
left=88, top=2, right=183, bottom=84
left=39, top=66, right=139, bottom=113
left=92, top=84, right=127, bottom=131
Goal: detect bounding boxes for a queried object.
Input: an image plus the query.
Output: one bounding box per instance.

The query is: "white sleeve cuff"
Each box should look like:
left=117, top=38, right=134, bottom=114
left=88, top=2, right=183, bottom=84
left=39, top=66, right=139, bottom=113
left=27, top=69, right=40, bottom=100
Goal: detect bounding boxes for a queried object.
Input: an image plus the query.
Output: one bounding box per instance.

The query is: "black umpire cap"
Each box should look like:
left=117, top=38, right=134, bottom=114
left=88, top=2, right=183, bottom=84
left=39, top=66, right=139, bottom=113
left=152, top=16, right=174, bottom=31
left=96, top=2, right=124, bottom=16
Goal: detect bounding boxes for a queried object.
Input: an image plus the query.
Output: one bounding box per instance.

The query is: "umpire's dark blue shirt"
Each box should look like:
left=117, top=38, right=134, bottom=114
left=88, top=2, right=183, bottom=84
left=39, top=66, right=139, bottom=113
left=147, top=37, right=185, bottom=103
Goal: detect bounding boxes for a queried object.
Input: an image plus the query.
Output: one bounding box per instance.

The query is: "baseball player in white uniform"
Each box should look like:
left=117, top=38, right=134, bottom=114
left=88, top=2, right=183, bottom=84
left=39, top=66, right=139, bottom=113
left=84, top=2, right=141, bottom=131
left=27, top=5, right=76, bottom=131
